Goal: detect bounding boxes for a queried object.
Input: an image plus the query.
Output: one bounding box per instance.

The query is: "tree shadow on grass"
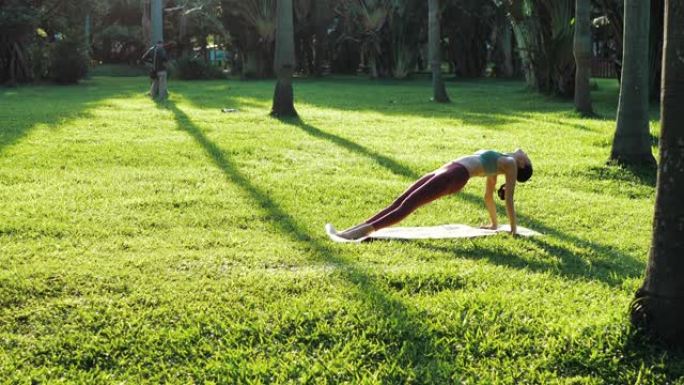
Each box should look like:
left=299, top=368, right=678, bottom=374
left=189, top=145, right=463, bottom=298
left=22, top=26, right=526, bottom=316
left=170, top=81, right=646, bottom=286
left=160, top=98, right=660, bottom=379
left=272, top=117, right=645, bottom=287
left=160, top=100, right=454, bottom=381
left=451, top=191, right=645, bottom=286
left=622, top=329, right=684, bottom=378
left=414, top=233, right=640, bottom=288
left=289, top=78, right=617, bottom=129
left=278, top=117, right=421, bottom=180
left=170, top=78, right=605, bottom=131
left=579, top=164, right=657, bottom=187
left=0, top=78, right=138, bottom=156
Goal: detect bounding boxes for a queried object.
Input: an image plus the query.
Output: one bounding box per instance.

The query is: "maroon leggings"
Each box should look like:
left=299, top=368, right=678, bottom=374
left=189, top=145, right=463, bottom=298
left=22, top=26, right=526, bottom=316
left=364, top=162, right=470, bottom=230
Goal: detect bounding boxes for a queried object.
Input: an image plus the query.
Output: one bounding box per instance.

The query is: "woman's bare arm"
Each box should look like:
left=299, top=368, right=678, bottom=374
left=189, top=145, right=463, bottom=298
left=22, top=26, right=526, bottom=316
left=503, top=159, right=518, bottom=234
left=483, top=175, right=498, bottom=229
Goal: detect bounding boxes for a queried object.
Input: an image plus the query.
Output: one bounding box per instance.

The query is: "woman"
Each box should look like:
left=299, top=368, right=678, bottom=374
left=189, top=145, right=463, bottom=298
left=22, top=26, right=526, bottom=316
left=330, top=149, right=533, bottom=239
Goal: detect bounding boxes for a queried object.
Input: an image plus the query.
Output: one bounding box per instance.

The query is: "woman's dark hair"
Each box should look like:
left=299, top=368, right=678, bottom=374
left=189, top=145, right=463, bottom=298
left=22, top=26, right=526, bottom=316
left=517, top=163, right=533, bottom=183
left=497, top=163, right=533, bottom=201
left=497, top=184, right=506, bottom=201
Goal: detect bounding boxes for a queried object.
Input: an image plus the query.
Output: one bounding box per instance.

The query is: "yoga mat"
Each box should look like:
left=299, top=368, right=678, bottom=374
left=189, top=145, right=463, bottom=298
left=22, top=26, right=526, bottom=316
left=325, top=223, right=541, bottom=243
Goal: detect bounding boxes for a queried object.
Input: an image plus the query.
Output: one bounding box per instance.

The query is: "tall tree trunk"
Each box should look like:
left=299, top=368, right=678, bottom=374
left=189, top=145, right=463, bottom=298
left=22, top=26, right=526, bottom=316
left=243, top=50, right=260, bottom=78
left=610, top=0, right=656, bottom=167
left=151, top=0, right=164, bottom=45
left=142, top=0, right=151, bottom=47
left=649, top=0, right=665, bottom=101
left=500, top=22, right=514, bottom=78
left=630, top=0, right=684, bottom=346
left=179, top=7, right=189, bottom=56
left=428, top=0, right=449, bottom=102
left=573, top=0, right=594, bottom=116
left=313, top=31, right=327, bottom=76
left=312, top=0, right=330, bottom=76
left=271, top=0, right=298, bottom=117
left=85, top=14, right=91, bottom=54
left=150, top=0, right=166, bottom=100
left=369, top=55, right=379, bottom=79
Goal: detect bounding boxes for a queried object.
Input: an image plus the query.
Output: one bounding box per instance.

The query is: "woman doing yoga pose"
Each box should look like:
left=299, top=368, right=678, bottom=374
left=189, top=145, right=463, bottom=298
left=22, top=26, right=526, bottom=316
left=330, top=149, right=533, bottom=239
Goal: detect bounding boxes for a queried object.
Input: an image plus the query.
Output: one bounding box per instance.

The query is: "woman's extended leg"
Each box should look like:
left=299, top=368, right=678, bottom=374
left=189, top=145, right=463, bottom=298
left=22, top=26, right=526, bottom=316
left=368, top=170, right=465, bottom=230
left=361, top=173, right=435, bottom=224
left=338, top=164, right=469, bottom=239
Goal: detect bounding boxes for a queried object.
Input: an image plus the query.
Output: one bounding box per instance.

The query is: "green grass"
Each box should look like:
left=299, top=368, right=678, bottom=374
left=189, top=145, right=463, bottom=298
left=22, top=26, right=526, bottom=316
left=1, top=76, right=682, bottom=384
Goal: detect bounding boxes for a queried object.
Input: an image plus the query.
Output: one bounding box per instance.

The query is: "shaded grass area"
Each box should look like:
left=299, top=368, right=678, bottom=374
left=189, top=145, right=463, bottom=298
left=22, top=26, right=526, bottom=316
left=163, top=101, right=451, bottom=381
left=1, top=76, right=682, bottom=383
left=1, top=78, right=138, bottom=155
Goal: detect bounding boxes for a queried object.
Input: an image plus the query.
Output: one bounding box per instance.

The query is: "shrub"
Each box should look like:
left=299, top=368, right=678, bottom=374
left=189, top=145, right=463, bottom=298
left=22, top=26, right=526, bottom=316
left=49, top=38, right=89, bottom=84
left=93, top=24, right=145, bottom=63
left=89, top=64, right=148, bottom=77
left=173, top=56, right=224, bottom=80
left=29, top=44, right=50, bottom=80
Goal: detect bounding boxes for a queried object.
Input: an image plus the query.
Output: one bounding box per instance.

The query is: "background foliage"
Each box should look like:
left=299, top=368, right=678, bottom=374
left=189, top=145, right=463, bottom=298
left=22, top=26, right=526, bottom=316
left=2, top=0, right=661, bottom=94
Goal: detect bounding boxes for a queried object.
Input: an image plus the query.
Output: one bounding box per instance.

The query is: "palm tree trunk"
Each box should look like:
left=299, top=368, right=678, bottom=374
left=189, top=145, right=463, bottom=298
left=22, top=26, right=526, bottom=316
left=179, top=7, right=190, bottom=56
left=271, top=0, right=297, bottom=117
left=573, top=0, right=594, bottom=116
left=631, top=0, right=684, bottom=346
left=610, top=0, right=656, bottom=167
left=85, top=14, right=91, bottom=53
left=151, top=0, right=164, bottom=45
left=312, top=0, right=330, bottom=76
left=500, top=22, right=514, bottom=78
left=649, top=0, right=665, bottom=101
left=142, top=0, right=151, bottom=47
left=428, top=0, right=449, bottom=103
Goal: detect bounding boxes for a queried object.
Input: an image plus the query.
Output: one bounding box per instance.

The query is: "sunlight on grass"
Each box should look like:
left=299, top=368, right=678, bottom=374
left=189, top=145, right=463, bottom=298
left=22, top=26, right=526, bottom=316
left=0, top=76, right=681, bottom=384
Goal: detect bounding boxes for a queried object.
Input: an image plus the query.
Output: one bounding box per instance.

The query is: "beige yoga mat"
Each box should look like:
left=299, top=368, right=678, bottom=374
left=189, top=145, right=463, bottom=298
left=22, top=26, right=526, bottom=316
left=325, top=223, right=541, bottom=243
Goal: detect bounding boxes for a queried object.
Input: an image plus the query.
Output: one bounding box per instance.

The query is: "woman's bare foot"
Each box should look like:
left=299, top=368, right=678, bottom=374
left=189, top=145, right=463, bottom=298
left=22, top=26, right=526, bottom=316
left=338, top=223, right=375, bottom=240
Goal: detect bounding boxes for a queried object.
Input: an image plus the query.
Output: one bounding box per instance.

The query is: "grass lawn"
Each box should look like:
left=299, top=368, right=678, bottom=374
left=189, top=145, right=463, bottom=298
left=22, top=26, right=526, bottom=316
left=1, top=75, right=682, bottom=384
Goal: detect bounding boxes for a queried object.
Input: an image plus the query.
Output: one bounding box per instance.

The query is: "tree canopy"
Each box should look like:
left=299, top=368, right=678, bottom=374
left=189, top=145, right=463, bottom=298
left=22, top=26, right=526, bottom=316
left=0, top=0, right=664, bottom=98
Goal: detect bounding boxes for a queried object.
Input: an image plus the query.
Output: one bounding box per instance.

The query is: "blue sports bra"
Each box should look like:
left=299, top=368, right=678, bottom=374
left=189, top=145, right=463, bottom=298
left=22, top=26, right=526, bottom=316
left=477, top=150, right=503, bottom=176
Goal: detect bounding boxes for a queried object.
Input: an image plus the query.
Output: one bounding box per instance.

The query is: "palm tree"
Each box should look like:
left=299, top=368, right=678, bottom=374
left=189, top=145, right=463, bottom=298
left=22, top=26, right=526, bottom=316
left=506, top=0, right=576, bottom=95
left=221, top=0, right=276, bottom=78
left=610, top=0, right=656, bottom=167
left=573, top=0, right=593, bottom=116
left=151, top=0, right=164, bottom=44
left=428, top=0, right=449, bottom=102
left=142, top=0, right=151, bottom=46
left=271, top=0, right=298, bottom=117
left=340, top=0, right=390, bottom=78
left=630, top=0, right=684, bottom=346
left=494, top=7, right=515, bottom=78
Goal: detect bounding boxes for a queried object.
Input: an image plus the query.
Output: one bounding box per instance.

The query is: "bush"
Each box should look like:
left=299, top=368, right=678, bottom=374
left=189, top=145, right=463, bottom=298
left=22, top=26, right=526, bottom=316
left=89, top=64, right=148, bottom=77
left=93, top=24, right=145, bottom=63
left=49, top=38, right=89, bottom=84
left=29, top=44, right=50, bottom=80
left=173, top=56, right=224, bottom=80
